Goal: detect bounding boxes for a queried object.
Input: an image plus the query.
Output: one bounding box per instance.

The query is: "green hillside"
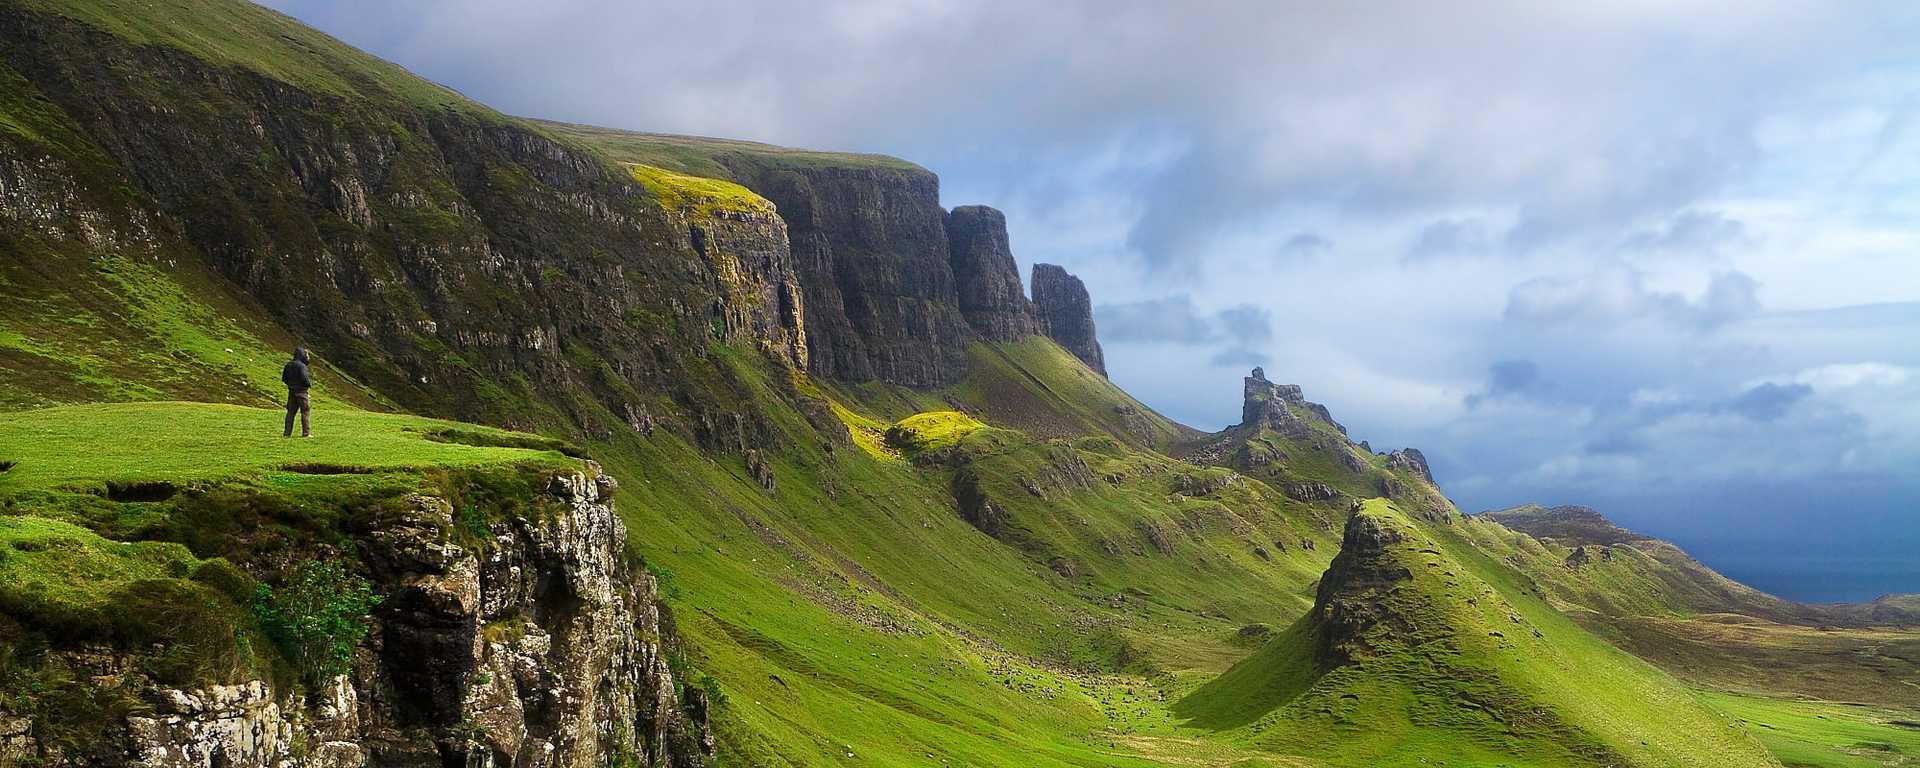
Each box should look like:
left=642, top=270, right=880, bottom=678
left=1172, top=500, right=1776, bottom=767
left=1470, top=505, right=1920, bottom=708
left=0, top=0, right=1903, bottom=765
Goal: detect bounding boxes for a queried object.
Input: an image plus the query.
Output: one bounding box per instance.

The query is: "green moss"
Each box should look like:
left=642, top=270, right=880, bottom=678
left=627, top=163, right=775, bottom=218
left=883, top=410, right=985, bottom=455
left=14, top=0, right=489, bottom=112
left=0, top=516, right=269, bottom=688
left=538, top=121, right=926, bottom=180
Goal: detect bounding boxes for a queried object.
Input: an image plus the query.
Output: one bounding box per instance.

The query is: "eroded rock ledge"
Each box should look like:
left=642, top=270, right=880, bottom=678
left=6, top=463, right=710, bottom=768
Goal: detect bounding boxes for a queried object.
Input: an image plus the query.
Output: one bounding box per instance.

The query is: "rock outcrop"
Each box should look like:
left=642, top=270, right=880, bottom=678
left=1239, top=367, right=1309, bottom=437
left=1312, top=511, right=1415, bottom=665
left=5, top=465, right=711, bottom=768
left=945, top=205, right=1040, bottom=341
left=1385, top=448, right=1434, bottom=484
left=684, top=205, right=809, bottom=370
left=713, top=160, right=974, bottom=387
left=1031, top=264, right=1106, bottom=376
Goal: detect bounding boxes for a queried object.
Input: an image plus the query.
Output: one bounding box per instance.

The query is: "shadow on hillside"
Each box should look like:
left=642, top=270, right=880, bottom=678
left=1170, top=616, right=1322, bottom=730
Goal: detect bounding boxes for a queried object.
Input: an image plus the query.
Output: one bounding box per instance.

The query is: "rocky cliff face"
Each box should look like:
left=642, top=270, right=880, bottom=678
left=944, top=205, right=1040, bottom=341
left=713, top=160, right=974, bottom=387
left=1, top=464, right=711, bottom=768
left=0, top=5, right=796, bottom=443
left=676, top=201, right=808, bottom=370
left=1030, top=264, right=1106, bottom=376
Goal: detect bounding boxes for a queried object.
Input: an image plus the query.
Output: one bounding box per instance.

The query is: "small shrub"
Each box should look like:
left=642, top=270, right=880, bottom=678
left=253, top=560, right=379, bottom=685
left=453, top=504, right=493, bottom=549
left=698, top=672, right=728, bottom=708
left=648, top=562, right=682, bottom=601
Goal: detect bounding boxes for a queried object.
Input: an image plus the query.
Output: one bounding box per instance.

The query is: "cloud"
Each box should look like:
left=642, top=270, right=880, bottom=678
left=1464, top=359, right=1541, bottom=408
left=1278, top=232, right=1332, bottom=262
left=1405, top=217, right=1494, bottom=263
left=1722, top=382, right=1812, bottom=421
left=1209, top=347, right=1268, bottom=367
left=1214, top=305, right=1274, bottom=345
left=1621, top=209, right=1747, bottom=255
left=1504, top=267, right=1761, bottom=330
left=1096, top=296, right=1272, bottom=347
left=1095, top=296, right=1217, bottom=344
left=262, top=0, right=1911, bottom=274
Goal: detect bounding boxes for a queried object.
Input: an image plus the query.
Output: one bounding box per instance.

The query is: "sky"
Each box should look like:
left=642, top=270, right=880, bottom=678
left=260, top=0, right=1920, bottom=602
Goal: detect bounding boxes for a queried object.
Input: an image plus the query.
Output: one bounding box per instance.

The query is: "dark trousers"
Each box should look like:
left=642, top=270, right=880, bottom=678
left=284, top=391, right=311, bottom=436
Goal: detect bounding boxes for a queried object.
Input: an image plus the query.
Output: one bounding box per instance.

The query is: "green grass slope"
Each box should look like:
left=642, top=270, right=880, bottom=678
left=575, top=343, right=1344, bottom=765
left=1173, top=500, right=1778, bottom=768
left=1703, top=692, right=1920, bottom=768
left=536, top=120, right=926, bottom=182
left=12, top=0, right=487, bottom=109
left=0, top=400, right=587, bottom=754
left=1466, top=505, right=1920, bottom=709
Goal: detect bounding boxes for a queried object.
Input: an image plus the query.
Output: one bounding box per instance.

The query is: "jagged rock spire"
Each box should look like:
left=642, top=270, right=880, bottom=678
left=1241, top=367, right=1308, bottom=435
left=1031, top=264, right=1106, bottom=376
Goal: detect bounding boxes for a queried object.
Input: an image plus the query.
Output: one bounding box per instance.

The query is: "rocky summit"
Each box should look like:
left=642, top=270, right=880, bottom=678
left=0, top=2, right=1913, bottom=767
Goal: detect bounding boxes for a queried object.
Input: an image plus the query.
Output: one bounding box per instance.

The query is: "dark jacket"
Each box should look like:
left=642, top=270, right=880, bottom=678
left=282, top=348, right=312, bottom=394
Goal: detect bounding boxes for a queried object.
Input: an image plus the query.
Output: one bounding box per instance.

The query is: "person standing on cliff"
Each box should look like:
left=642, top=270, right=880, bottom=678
left=282, top=346, right=313, bottom=438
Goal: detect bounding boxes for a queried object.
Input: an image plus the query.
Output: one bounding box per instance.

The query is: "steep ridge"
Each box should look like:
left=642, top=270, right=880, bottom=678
left=1173, top=500, right=1776, bottom=767
left=0, top=0, right=804, bottom=447
left=1481, top=503, right=1920, bottom=626
left=1158, top=377, right=1779, bottom=766
left=541, top=121, right=1106, bottom=390
left=1467, top=503, right=1920, bottom=707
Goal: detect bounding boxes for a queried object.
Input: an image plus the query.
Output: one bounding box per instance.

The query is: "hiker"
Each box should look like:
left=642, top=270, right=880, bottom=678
left=282, top=347, right=312, bottom=438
